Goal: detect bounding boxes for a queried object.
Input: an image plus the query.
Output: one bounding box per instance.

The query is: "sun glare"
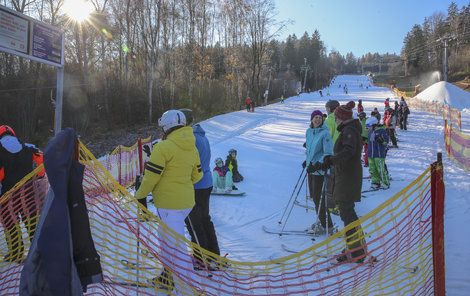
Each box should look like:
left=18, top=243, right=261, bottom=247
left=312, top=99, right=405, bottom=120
left=63, top=0, right=94, bottom=22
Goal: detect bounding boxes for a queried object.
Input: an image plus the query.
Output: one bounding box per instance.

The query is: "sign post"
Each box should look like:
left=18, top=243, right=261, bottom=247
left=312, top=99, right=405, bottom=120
left=0, top=5, right=64, bottom=135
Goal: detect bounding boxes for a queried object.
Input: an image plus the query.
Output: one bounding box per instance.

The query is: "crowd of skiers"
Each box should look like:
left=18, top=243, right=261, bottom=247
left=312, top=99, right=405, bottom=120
left=303, top=96, right=411, bottom=263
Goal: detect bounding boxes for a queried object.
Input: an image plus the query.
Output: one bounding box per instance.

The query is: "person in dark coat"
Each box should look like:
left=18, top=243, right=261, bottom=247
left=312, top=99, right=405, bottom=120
left=225, top=149, right=243, bottom=183
left=399, top=97, right=410, bottom=130
left=321, top=101, right=367, bottom=263
left=0, top=125, right=45, bottom=263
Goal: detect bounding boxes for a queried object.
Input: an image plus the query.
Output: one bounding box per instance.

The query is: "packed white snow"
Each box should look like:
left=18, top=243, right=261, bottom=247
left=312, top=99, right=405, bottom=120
left=414, top=81, right=470, bottom=112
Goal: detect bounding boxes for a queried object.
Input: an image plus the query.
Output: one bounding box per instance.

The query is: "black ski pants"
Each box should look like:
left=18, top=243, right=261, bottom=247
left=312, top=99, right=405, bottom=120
left=185, top=187, right=220, bottom=259
left=308, top=174, right=333, bottom=229
left=336, top=200, right=366, bottom=257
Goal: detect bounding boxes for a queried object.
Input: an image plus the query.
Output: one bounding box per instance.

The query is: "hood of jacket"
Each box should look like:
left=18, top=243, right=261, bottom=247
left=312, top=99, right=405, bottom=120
left=0, top=135, right=22, bottom=153
left=337, top=118, right=361, bottom=133
left=193, top=124, right=206, bottom=136
left=166, top=126, right=196, bottom=151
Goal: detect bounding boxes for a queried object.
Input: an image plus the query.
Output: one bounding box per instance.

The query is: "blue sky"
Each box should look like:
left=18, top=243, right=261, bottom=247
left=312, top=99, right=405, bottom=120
left=274, top=0, right=468, bottom=57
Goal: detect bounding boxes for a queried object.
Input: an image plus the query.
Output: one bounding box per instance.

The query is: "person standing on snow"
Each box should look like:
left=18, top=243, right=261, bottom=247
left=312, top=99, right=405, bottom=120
left=320, top=101, right=367, bottom=263
left=0, top=125, right=45, bottom=263
left=383, top=106, right=398, bottom=148
left=399, top=97, right=410, bottom=130
left=357, top=99, right=364, bottom=114
left=245, top=97, right=252, bottom=112
left=366, top=117, right=390, bottom=189
left=303, top=110, right=334, bottom=235
left=325, top=100, right=340, bottom=144
left=134, top=110, right=203, bottom=293
left=358, top=112, right=369, bottom=167
left=179, top=109, right=221, bottom=270
left=324, top=100, right=341, bottom=215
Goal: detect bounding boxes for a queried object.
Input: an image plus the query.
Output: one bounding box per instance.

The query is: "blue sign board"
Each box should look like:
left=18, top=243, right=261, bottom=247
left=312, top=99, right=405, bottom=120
left=31, top=22, right=62, bottom=65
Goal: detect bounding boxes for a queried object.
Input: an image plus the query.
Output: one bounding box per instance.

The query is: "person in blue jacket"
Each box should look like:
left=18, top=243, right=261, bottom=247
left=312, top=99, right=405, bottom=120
left=366, top=117, right=390, bottom=189
left=180, top=109, right=220, bottom=270
left=303, top=110, right=334, bottom=235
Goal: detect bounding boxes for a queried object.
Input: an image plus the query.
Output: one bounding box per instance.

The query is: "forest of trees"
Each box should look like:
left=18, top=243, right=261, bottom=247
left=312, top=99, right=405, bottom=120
left=401, top=2, right=469, bottom=79
left=1, top=0, right=468, bottom=146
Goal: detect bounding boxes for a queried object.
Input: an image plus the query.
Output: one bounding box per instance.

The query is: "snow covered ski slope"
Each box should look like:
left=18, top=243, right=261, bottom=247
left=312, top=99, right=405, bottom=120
left=198, top=75, right=470, bottom=295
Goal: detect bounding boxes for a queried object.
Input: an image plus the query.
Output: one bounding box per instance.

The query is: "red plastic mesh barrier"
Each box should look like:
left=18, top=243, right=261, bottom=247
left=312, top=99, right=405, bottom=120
left=0, top=143, right=443, bottom=295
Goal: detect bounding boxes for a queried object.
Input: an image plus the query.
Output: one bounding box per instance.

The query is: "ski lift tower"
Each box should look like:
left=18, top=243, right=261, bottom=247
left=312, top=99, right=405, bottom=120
left=300, top=58, right=311, bottom=92
left=0, top=5, right=65, bottom=135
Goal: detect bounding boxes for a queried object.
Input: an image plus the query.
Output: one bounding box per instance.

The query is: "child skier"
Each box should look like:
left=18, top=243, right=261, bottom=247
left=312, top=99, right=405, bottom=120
left=212, top=158, right=234, bottom=193
left=366, top=117, right=390, bottom=190
left=225, top=149, right=244, bottom=183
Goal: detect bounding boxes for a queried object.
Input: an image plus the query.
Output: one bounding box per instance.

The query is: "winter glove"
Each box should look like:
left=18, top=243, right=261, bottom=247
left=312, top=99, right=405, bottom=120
left=307, top=163, right=317, bottom=174
left=308, top=162, right=322, bottom=173
left=143, top=144, right=151, bottom=157
left=303, top=142, right=307, bottom=148
left=302, top=160, right=307, bottom=169
left=322, top=155, right=332, bottom=169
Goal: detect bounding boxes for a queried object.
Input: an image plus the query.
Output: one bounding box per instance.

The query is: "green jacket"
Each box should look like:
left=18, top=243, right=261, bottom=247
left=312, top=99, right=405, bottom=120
left=135, top=126, right=203, bottom=209
left=325, top=113, right=339, bottom=143
left=360, top=117, right=368, bottom=140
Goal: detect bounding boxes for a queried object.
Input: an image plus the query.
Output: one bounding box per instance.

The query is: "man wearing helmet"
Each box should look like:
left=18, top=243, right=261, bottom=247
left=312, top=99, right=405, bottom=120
left=134, top=110, right=203, bottom=292
left=0, top=125, right=44, bottom=263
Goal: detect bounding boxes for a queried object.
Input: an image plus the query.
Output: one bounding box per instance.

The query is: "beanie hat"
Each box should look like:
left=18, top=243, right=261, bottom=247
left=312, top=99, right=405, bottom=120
left=334, top=101, right=355, bottom=121
left=310, top=110, right=323, bottom=120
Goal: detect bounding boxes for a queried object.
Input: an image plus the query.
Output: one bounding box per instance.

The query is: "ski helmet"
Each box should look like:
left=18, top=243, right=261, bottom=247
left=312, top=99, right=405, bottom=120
left=0, top=125, right=16, bottom=138
left=214, top=157, right=224, bottom=166
left=179, top=108, right=194, bottom=126
left=158, top=110, right=186, bottom=133
left=325, top=100, right=340, bottom=112
left=229, top=149, right=237, bottom=155
left=366, top=116, right=378, bottom=127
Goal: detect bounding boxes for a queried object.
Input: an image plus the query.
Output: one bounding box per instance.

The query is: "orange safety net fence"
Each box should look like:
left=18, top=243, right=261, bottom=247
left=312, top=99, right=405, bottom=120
left=0, top=142, right=443, bottom=295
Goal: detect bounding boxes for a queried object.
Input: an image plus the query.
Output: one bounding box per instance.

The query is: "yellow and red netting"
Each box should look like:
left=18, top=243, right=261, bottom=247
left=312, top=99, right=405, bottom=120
left=0, top=141, right=444, bottom=295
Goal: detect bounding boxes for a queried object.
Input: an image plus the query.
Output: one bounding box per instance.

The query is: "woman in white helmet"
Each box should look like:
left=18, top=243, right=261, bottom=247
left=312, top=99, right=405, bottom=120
left=135, top=109, right=203, bottom=294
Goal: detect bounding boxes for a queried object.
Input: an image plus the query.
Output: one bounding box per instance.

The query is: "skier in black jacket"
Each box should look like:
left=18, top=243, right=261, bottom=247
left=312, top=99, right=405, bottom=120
left=0, top=125, right=44, bottom=263
left=320, top=101, right=367, bottom=263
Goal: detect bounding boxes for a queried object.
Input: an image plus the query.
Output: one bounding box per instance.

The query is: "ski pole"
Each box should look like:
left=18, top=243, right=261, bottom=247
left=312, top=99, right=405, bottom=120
left=187, top=216, right=212, bottom=278
left=278, top=167, right=306, bottom=224
left=281, top=172, right=308, bottom=232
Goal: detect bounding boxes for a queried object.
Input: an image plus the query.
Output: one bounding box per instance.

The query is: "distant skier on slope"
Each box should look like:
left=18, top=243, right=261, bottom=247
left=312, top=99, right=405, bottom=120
left=303, top=110, right=334, bottom=235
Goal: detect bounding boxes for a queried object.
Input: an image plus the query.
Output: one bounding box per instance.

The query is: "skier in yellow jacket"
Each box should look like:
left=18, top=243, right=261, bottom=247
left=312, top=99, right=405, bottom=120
left=135, top=109, right=203, bottom=293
